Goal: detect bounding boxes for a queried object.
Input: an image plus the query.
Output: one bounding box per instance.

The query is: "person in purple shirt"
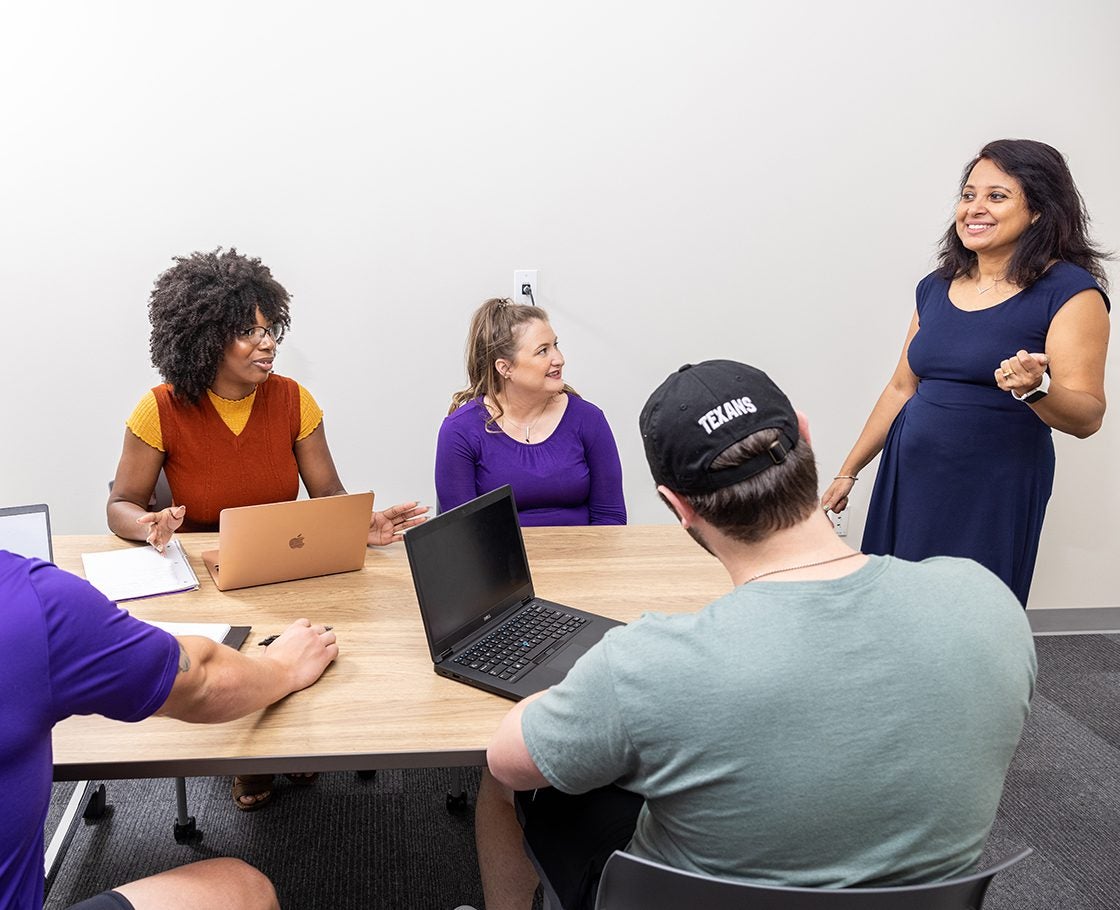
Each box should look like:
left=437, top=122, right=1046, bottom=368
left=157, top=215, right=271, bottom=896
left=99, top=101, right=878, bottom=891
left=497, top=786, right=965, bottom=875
left=436, top=298, right=626, bottom=526
left=0, top=549, right=337, bottom=910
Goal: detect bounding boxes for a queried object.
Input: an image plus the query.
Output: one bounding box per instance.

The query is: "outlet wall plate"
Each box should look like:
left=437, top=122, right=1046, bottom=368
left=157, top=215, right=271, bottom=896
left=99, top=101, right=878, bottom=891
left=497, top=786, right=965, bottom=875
left=514, top=269, right=538, bottom=304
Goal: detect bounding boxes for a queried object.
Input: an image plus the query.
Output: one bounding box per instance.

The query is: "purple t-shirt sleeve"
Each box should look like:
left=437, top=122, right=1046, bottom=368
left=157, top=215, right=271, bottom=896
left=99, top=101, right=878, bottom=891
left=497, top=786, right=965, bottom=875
left=31, top=560, right=180, bottom=723
left=1, top=554, right=180, bottom=910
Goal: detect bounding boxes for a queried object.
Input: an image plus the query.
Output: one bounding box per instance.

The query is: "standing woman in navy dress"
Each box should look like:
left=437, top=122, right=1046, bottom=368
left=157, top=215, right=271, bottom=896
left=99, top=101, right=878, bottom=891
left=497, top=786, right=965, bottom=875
left=822, top=139, right=1110, bottom=605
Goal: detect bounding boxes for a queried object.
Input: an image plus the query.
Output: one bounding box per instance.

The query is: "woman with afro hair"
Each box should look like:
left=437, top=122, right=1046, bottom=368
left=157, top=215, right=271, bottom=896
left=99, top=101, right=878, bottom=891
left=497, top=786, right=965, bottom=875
left=107, top=248, right=427, bottom=809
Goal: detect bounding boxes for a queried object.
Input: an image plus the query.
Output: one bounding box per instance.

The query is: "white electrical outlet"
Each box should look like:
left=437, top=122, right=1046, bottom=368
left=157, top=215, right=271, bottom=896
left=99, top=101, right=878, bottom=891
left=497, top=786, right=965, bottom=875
left=514, top=269, right=538, bottom=305
left=828, top=509, right=849, bottom=537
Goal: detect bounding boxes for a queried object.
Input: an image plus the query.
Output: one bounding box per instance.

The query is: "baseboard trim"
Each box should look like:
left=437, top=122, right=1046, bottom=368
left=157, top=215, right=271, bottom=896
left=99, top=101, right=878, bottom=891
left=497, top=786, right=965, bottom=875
left=1027, top=606, right=1120, bottom=636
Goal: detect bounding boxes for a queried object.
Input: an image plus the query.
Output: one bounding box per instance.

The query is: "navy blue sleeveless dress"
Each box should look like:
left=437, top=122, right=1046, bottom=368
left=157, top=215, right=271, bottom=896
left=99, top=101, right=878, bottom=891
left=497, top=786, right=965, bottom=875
left=862, top=262, right=1109, bottom=605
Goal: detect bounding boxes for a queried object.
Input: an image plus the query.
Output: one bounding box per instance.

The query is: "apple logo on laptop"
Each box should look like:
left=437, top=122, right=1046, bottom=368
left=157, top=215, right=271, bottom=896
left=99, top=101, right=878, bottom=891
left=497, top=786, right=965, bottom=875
left=289, top=534, right=305, bottom=550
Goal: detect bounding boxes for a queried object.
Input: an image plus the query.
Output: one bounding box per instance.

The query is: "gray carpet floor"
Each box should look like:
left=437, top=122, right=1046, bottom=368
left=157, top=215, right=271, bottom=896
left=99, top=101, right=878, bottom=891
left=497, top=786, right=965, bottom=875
left=46, top=767, right=488, bottom=910
left=44, top=633, right=1120, bottom=909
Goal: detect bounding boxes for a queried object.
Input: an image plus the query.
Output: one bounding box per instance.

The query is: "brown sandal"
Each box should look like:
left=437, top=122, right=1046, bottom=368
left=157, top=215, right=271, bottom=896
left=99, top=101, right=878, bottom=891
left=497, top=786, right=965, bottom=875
left=232, top=774, right=274, bottom=811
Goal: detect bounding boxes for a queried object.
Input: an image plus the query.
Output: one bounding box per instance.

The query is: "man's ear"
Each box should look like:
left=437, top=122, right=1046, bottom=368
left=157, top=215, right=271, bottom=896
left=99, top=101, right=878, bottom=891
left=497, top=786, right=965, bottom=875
left=795, top=410, right=812, bottom=448
left=658, top=485, right=697, bottom=528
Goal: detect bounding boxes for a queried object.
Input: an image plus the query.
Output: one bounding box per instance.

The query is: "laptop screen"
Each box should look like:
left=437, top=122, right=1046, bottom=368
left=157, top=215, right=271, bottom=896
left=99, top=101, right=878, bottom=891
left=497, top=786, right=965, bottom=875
left=0, top=504, right=53, bottom=562
left=406, top=486, right=532, bottom=657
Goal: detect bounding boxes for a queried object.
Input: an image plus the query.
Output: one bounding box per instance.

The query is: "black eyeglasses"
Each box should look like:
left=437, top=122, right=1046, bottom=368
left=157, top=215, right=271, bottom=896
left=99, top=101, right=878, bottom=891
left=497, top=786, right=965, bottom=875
left=238, top=324, right=285, bottom=345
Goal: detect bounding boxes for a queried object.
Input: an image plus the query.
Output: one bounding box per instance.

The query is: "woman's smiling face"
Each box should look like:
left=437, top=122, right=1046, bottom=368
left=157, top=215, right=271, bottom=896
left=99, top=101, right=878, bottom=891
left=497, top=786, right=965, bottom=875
left=956, top=157, right=1036, bottom=260
left=500, top=319, right=565, bottom=396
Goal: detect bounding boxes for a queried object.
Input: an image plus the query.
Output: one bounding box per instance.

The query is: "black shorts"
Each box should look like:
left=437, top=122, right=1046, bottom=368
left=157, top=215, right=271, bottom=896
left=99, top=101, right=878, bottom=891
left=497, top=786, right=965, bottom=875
left=516, top=785, right=644, bottom=910
left=66, top=891, right=135, bottom=910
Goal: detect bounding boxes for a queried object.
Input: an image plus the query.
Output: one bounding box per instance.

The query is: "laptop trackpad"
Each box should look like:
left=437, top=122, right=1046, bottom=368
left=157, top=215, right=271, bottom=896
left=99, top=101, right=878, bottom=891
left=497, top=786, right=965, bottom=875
left=533, top=641, right=592, bottom=687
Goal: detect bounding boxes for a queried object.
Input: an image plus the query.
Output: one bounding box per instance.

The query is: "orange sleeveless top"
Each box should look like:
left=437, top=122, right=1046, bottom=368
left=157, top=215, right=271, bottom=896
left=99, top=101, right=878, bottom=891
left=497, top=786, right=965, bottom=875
left=153, top=374, right=302, bottom=531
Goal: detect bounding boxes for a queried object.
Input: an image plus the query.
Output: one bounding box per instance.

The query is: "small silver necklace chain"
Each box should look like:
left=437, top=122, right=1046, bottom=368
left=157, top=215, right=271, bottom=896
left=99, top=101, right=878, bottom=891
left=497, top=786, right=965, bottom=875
left=501, top=397, right=553, bottom=442
left=976, top=273, right=1006, bottom=295
left=746, top=551, right=862, bottom=584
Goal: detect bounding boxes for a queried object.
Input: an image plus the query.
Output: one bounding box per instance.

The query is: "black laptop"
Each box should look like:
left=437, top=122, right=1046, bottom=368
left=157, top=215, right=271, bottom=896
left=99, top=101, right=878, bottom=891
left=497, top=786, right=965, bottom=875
left=405, top=486, right=621, bottom=701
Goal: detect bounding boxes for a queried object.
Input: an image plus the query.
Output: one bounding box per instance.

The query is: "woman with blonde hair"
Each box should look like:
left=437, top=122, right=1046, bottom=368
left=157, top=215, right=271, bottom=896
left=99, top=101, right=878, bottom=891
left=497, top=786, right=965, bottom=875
left=435, top=298, right=626, bottom=525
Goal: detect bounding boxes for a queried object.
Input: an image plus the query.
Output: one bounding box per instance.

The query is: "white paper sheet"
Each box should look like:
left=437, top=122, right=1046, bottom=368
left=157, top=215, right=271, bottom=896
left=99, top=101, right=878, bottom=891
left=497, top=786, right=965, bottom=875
left=81, top=539, right=200, bottom=602
left=145, top=621, right=231, bottom=643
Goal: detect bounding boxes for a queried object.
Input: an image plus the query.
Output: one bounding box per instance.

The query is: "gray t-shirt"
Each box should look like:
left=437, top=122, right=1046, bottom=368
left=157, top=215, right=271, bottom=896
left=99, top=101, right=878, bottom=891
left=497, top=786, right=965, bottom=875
left=521, top=555, right=1036, bottom=887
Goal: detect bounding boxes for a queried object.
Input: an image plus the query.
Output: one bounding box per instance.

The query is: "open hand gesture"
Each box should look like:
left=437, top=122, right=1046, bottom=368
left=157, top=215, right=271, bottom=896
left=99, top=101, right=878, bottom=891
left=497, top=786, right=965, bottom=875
left=368, top=501, right=429, bottom=546
left=137, top=504, right=186, bottom=554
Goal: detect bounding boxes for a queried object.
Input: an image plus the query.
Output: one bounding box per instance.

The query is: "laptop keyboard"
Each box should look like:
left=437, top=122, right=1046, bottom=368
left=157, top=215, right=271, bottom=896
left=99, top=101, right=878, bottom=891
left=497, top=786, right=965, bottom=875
left=451, top=603, right=588, bottom=683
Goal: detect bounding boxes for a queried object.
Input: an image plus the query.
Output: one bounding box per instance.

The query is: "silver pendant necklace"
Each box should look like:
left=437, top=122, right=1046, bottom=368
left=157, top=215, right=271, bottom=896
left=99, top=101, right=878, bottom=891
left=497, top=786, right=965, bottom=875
left=502, top=398, right=552, bottom=442
left=977, top=274, right=1005, bottom=295
left=746, top=551, right=862, bottom=584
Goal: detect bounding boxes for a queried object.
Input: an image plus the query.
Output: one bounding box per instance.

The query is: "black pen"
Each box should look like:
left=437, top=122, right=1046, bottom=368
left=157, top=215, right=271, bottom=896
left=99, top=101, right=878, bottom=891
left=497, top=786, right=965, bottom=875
left=258, top=625, right=332, bottom=647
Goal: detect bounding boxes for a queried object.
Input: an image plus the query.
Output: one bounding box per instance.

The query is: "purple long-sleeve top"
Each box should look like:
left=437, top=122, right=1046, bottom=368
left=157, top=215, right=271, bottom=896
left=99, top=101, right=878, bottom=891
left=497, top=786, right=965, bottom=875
left=435, top=394, right=627, bottom=526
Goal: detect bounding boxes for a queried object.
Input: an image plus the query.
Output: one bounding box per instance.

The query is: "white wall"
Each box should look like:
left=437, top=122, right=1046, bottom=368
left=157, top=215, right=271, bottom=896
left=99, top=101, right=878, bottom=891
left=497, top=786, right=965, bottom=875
left=1, top=1, right=1116, bottom=608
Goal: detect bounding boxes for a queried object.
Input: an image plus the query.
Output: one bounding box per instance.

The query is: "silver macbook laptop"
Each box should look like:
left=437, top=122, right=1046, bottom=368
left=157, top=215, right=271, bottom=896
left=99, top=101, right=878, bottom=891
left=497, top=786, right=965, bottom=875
left=202, top=492, right=374, bottom=591
left=0, top=503, right=53, bottom=561
left=405, top=485, right=621, bottom=701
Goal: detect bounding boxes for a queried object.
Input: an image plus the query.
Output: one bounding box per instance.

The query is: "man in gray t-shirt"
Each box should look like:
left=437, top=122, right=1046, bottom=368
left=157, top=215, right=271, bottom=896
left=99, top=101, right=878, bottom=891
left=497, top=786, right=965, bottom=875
left=475, top=360, right=1036, bottom=910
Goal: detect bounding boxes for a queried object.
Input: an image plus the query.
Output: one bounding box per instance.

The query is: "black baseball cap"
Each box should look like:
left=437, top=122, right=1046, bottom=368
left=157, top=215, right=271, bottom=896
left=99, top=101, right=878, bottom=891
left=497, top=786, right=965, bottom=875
left=639, top=360, right=799, bottom=494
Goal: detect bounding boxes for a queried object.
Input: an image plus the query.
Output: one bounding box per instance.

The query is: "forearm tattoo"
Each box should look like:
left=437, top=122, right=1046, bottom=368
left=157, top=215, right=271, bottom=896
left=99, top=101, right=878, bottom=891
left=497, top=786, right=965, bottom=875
left=177, top=643, right=192, bottom=673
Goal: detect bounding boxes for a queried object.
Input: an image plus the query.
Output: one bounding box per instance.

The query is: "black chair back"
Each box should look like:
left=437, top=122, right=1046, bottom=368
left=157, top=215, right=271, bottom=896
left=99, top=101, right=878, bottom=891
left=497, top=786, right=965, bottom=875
left=593, top=849, right=1033, bottom=910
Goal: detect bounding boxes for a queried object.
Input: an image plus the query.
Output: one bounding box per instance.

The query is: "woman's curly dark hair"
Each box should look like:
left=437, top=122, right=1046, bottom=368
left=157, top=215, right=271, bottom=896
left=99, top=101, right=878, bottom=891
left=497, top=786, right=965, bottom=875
left=148, top=248, right=292, bottom=404
left=936, top=139, right=1111, bottom=291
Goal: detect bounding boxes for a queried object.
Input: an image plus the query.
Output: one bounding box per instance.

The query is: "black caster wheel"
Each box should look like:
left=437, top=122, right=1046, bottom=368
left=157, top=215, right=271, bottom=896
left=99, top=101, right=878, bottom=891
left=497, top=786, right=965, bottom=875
left=356, top=770, right=377, bottom=781
left=82, top=784, right=107, bottom=821
left=173, top=816, right=203, bottom=844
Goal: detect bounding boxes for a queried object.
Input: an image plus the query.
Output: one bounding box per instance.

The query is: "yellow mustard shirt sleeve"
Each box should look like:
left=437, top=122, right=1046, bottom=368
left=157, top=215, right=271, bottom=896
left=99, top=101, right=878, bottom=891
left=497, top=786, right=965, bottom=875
left=125, top=391, right=164, bottom=452
left=298, top=384, right=324, bottom=441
